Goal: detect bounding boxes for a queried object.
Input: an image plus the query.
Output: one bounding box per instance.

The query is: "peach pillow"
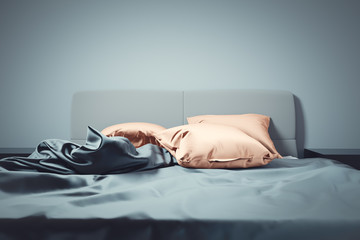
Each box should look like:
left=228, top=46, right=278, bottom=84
left=154, top=123, right=278, bottom=169
left=101, top=122, right=165, bottom=148
left=187, top=114, right=282, bottom=158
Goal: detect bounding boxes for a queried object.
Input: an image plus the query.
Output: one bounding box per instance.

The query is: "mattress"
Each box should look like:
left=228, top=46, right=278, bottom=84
left=1, top=157, right=359, bottom=240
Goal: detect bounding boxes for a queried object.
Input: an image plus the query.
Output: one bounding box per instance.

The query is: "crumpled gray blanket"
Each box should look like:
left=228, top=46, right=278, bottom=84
left=0, top=126, right=175, bottom=174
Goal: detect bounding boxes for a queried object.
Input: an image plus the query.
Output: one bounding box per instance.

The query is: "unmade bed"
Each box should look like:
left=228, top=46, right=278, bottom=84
left=0, top=90, right=359, bottom=240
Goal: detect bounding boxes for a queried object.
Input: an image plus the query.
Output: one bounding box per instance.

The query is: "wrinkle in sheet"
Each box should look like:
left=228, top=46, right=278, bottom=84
left=0, top=127, right=175, bottom=174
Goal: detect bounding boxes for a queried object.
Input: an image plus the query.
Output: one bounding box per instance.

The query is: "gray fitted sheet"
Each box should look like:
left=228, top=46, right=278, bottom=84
left=1, top=158, right=359, bottom=240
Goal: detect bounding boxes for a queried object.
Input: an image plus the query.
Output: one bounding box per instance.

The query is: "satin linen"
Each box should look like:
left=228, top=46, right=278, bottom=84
left=155, top=123, right=274, bottom=168
left=0, top=158, right=360, bottom=240
left=0, top=127, right=175, bottom=174
left=187, top=114, right=282, bottom=158
left=101, top=122, right=166, bottom=148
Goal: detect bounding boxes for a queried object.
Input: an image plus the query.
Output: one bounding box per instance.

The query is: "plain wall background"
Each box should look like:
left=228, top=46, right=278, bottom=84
left=1, top=0, right=359, bottom=156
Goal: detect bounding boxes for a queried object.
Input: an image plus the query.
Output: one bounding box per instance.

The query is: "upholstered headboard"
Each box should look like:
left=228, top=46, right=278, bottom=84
left=71, top=90, right=297, bottom=157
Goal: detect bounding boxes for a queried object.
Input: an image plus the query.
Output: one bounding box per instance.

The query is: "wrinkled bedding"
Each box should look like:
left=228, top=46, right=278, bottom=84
left=0, top=127, right=175, bottom=174
left=1, top=128, right=360, bottom=240
left=1, top=157, right=360, bottom=239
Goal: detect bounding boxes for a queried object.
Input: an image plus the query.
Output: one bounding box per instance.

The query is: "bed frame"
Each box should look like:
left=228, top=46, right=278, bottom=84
left=71, top=89, right=298, bottom=157
left=3, top=89, right=360, bottom=240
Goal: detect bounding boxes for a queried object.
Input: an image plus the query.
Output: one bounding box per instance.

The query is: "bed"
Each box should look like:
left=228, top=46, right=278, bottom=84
left=0, top=89, right=359, bottom=240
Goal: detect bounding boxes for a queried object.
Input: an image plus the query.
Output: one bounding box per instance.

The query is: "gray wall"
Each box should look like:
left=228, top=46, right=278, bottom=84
left=1, top=0, right=360, bottom=154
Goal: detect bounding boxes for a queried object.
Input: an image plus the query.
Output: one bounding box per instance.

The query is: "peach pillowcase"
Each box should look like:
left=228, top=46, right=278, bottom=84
left=154, top=123, right=276, bottom=169
left=101, top=122, right=165, bottom=148
left=187, top=114, right=282, bottom=159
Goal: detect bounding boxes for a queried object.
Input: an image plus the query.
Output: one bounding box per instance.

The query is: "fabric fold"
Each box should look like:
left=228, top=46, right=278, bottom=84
left=0, top=127, right=175, bottom=174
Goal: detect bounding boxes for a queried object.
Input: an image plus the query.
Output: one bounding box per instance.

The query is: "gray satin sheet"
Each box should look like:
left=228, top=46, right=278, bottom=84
left=0, top=127, right=175, bottom=174
left=1, top=156, right=360, bottom=239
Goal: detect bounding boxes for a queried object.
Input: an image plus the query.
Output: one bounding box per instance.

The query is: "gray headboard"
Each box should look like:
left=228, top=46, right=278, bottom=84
left=71, top=89, right=297, bottom=157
